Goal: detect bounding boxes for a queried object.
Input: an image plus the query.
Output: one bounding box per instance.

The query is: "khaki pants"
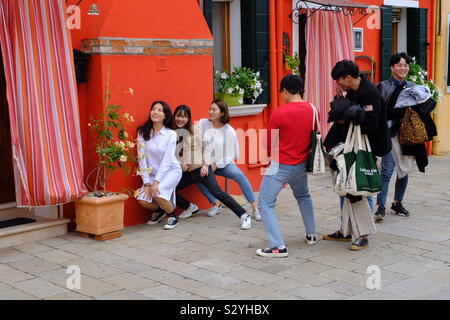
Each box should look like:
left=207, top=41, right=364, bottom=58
left=340, top=197, right=377, bottom=239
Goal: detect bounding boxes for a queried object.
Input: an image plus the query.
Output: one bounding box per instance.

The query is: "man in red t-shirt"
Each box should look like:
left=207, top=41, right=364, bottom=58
left=256, top=75, right=317, bottom=258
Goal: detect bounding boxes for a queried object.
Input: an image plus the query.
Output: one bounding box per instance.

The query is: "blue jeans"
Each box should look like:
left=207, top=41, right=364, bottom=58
left=376, top=152, right=409, bottom=207
left=258, top=161, right=315, bottom=248
left=197, top=163, right=256, bottom=204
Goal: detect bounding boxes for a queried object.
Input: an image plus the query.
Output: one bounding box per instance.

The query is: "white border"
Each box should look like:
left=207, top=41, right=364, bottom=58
left=384, top=0, right=419, bottom=8
left=447, top=14, right=450, bottom=94
left=354, top=28, right=363, bottom=52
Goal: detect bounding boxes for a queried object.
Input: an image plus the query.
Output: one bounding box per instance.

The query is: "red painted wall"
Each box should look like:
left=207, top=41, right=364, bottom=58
left=67, top=0, right=217, bottom=227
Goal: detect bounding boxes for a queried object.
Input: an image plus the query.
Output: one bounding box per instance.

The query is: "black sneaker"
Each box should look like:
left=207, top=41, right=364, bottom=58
left=323, top=231, right=352, bottom=242
left=146, top=209, right=165, bottom=225
left=256, top=247, right=288, bottom=258
left=306, top=234, right=317, bottom=245
left=374, top=205, right=385, bottom=222
left=349, top=237, right=369, bottom=251
left=391, top=202, right=410, bottom=217
left=164, top=215, right=179, bottom=230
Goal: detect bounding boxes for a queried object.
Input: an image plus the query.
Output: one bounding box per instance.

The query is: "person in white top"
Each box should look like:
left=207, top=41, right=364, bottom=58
left=136, top=101, right=182, bottom=230
left=196, top=100, right=260, bottom=224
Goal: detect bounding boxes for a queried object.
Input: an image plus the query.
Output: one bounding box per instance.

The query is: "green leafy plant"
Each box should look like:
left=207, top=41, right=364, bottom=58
left=406, top=57, right=442, bottom=103
left=86, top=66, right=137, bottom=197
left=284, top=52, right=300, bottom=75
left=214, top=67, right=266, bottom=104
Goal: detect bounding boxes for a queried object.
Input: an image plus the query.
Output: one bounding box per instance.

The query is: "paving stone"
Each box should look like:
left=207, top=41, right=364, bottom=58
left=135, top=254, right=199, bottom=274
left=278, top=269, right=334, bottom=286
left=60, top=258, right=125, bottom=279
left=49, top=275, right=122, bottom=298
left=95, top=289, right=154, bottom=300
left=101, top=273, right=159, bottom=291
left=187, top=285, right=235, bottom=299
left=12, top=278, right=68, bottom=298
left=309, top=255, right=364, bottom=271
left=162, top=278, right=206, bottom=292
left=182, top=269, right=241, bottom=288
left=225, top=282, right=275, bottom=298
left=0, top=288, right=39, bottom=300
left=319, top=269, right=366, bottom=287
left=323, top=281, right=368, bottom=297
left=13, top=243, right=54, bottom=254
left=45, top=292, right=93, bottom=300
left=38, top=237, right=73, bottom=248
left=138, top=285, right=192, bottom=300
left=226, top=267, right=284, bottom=285
left=0, top=264, right=35, bottom=284
left=191, top=258, right=244, bottom=274
left=6, top=257, right=60, bottom=276
left=137, top=267, right=184, bottom=282
left=34, top=250, right=80, bottom=264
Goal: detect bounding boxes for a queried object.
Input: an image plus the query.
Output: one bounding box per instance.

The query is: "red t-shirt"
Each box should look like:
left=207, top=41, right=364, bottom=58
left=266, top=101, right=317, bottom=165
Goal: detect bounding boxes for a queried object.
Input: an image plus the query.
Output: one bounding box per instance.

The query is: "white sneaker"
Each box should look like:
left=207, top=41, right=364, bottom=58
left=240, top=214, right=252, bottom=230
left=253, top=210, right=262, bottom=221
left=178, top=203, right=199, bottom=219
left=207, top=205, right=221, bottom=217
left=306, top=234, right=317, bottom=245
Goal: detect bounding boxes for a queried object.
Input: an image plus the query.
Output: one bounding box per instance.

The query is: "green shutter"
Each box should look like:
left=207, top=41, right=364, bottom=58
left=241, top=0, right=270, bottom=104
left=203, top=0, right=213, bottom=33
left=407, top=8, right=428, bottom=70
left=381, top=6, right=393, bottom=81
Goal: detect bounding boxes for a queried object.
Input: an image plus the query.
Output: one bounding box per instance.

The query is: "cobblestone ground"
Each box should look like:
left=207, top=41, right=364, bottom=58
left=1, top=156, right=450, bottom=300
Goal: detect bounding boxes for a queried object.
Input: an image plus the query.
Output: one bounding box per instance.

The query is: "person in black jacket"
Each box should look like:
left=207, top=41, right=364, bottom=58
left=323, top=60, right=392, bottom=251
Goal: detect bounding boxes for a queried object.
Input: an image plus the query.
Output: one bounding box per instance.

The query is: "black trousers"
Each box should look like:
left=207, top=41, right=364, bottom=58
left=176, top=166, right=246, bottom=218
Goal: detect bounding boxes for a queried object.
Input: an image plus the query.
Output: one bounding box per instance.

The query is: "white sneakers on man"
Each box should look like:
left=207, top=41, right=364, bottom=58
left=178, top=203, right=199, bottom=219
left=240, top=214, right=252, bottom=230
left=207, top=204, right=222, bottom=217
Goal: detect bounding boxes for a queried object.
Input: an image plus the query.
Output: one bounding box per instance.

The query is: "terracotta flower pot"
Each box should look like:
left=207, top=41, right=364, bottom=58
left=74, top=193, right=128, bottom=236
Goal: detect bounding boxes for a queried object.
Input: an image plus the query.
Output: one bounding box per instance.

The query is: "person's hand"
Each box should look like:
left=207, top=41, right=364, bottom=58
left=150, top=181, right=160, bottom=197
left=336, top=84, right=344, bottom=97
left=200, top=165, right=209, bottom=177
left=142, top=185, right=152, bottom=200
left=181, top=163, right=189, bottom=172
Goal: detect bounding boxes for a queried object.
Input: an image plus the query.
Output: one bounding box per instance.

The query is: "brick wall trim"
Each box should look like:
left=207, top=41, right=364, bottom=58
left=81, top=37, right=214, bottom=56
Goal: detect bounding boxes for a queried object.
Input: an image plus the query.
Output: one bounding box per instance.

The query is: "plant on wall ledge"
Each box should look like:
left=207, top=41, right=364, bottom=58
left=214, top=67, right=265, bottom=105
left=406, top=57, right=442, bottom=103
left=284, top=52, right=300, bottom=76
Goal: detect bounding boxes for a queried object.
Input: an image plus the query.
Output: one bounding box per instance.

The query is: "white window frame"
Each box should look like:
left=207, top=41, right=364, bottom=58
left=384, top=0, right=419, bottom=8
left=354, top=28, right=364, bottom=52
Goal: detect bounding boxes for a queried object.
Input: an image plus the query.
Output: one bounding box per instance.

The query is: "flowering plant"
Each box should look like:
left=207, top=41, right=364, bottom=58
left=406, top=57, right=442, bottom=103
left=214, top=67, right=265, bottom=104
left=284, top=52, right=300, bottom=75
left=86, top=67, right=137, bottom=197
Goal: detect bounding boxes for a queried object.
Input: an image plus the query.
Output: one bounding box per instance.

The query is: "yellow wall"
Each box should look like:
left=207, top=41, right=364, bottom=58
left=433, top=0, right=450, bottom=154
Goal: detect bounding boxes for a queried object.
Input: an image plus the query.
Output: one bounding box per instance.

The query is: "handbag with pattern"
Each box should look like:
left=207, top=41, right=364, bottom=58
left=399, top=107, right=428, bottom=146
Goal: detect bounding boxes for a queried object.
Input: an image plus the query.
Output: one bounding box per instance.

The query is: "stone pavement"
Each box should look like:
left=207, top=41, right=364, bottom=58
left=1, top=156, right=450, bottom=300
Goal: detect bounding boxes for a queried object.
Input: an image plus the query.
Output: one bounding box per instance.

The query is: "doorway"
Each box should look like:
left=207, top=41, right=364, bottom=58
left=0, top=48, right=15, bottom=205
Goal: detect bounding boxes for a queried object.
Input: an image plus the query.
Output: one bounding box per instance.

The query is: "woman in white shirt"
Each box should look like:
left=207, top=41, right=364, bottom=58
left=196, top=100, right=261, bottom=223
left=136, top=101, right=182, bottom=230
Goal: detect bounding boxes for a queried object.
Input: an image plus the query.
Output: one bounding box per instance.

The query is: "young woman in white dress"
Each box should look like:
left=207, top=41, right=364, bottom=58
left=136, top=101, right=182, bottom=230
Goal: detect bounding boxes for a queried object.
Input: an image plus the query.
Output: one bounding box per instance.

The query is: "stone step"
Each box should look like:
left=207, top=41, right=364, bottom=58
left=0, top=215, right=70, bottom=249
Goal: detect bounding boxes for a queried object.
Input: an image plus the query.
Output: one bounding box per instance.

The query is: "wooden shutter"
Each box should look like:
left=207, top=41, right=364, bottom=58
left=241, top=0, right=270, bottom=104
left=407, top=8, right=428, bottom=70
left=381, top=6, right=393, bottom=81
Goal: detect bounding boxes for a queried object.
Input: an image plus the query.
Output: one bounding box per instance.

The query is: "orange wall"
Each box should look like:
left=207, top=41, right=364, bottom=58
left=67, top=0, right=218, bottom=227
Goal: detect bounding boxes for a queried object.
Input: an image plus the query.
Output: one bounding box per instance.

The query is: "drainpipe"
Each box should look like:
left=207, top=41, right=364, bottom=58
left=276, top=0, right=284, bottom=108
left=269, top=0, right=277, bottom=113
left=432, top=0, right=442, bottom=155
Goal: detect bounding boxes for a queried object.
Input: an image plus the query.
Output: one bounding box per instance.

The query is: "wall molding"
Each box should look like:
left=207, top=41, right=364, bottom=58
left=81, top=37, right=214, bottom=55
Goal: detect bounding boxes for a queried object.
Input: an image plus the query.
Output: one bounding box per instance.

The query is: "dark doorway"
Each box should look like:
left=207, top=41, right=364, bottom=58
left=0, top=48, right=15, bottom=204
left=298, top=13, right=307, bottom=82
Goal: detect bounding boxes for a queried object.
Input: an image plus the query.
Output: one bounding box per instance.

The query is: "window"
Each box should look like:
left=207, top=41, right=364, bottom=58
left=354, top=28, right=364, bottom=52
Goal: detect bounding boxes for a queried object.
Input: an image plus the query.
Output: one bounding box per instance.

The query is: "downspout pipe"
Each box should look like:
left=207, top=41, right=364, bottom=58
left=269, top=0, right=277, bottom=113
left=276, top=0, right=284, bottom=108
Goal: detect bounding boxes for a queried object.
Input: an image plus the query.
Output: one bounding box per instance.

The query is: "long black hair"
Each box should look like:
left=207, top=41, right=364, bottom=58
left=172, top=105, right=193, bottom=135
left=137, top=101, right=173, bottom=140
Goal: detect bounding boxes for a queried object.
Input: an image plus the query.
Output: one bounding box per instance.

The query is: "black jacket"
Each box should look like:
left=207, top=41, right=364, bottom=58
left=324, top=75, right=392, bottom=157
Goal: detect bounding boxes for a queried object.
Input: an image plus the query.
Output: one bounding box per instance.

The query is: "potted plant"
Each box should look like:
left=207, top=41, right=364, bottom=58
left=214, top=70, right=245, bottom=106
left=284, top=52, right=301, bottom=76
left=74, top=66, right=136, bottom=240
left=406, top=57, right=441, bottom=103
left=233, top=66, right=265, bottom=104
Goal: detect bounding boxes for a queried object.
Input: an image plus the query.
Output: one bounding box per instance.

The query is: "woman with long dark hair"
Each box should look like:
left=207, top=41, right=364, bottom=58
left=136, top=101, right=182, bottom=230
left=196, top=100, right=260, bottom=228
left=172, top=105, right=252, bottom=229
